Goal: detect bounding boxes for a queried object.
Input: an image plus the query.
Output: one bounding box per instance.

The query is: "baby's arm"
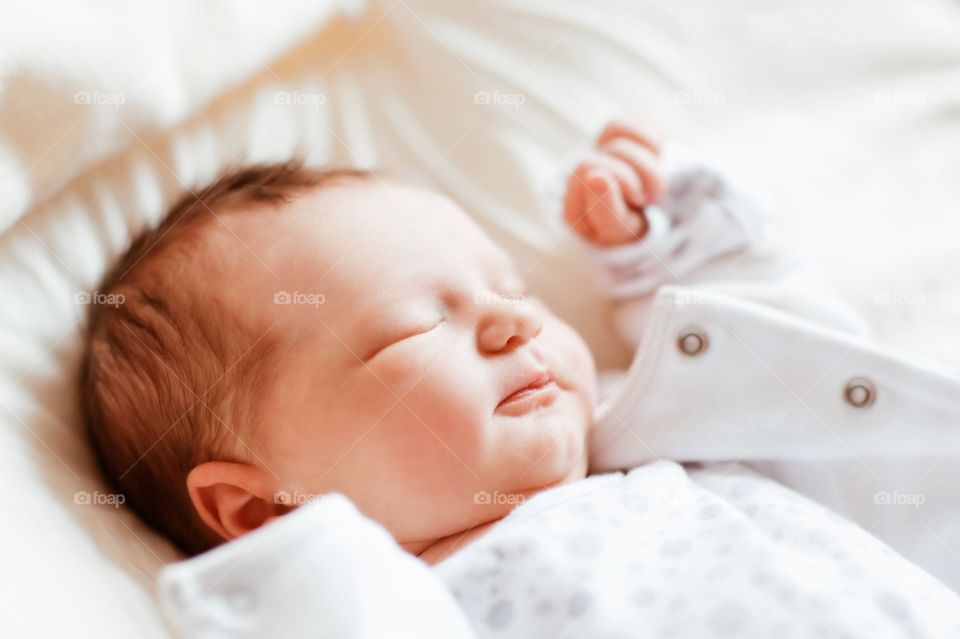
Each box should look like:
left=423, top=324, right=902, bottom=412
left=563, top=120, right=870, bottom=349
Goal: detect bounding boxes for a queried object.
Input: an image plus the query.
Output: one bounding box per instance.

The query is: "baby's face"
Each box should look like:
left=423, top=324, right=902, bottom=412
left=220, top=179, right=597, bottom=555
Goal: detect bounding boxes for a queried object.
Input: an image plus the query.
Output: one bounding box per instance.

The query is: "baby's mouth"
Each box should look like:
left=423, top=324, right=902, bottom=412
left=495, top=370, right=559, bottom=416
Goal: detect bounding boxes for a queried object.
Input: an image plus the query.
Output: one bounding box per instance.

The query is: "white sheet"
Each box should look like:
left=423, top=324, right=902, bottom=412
left=2, top=0, right=960, bottom=636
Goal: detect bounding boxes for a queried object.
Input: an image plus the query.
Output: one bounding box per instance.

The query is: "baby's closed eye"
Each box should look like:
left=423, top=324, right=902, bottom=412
left=364, top=316, right=447, bottom=362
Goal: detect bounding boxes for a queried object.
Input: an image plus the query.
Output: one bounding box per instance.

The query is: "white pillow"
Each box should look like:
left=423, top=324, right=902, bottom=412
left=3, top=0, right=960, bottom=636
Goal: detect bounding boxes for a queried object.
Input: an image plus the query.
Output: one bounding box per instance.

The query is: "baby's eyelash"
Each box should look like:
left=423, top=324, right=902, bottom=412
left=365, top=317, right=446, bottom=361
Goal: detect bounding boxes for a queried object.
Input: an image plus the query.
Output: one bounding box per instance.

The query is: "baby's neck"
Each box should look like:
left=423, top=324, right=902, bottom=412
left=412, top=519, right=502, bottom=566
left=407, top=467, right=591, bottom=565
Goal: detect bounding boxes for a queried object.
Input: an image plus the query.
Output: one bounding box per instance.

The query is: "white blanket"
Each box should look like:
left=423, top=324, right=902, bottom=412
left=159, top=463, right=960, bottom=638
left=158, top=495, right=475, bottom=639
left=437, top=462, right=960, bottom=638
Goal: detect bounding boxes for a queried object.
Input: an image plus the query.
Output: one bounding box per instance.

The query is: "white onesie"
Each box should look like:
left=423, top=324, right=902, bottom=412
left=433, top=461, right=960, bottom=638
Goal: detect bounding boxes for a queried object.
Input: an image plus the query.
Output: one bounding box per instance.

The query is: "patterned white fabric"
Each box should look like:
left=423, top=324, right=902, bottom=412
left=158, top=464, right=960, bottom=638
left=434, top=461, right=960, bottom=638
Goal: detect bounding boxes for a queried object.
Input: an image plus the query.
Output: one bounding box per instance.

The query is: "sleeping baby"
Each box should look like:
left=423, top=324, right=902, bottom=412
left=82, top=120, right=960, bottom=637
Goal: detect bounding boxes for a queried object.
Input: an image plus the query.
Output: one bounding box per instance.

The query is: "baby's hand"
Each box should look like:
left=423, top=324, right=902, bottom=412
left=562, top=120, right=664, bottom=246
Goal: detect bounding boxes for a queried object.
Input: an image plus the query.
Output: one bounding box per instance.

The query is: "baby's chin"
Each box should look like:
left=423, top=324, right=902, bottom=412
left=501, top=395, right=591, bottom=491
left=553, top=411, right=590, bottom=484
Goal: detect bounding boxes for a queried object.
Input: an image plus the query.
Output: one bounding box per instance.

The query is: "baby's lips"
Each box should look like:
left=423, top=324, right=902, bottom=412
left=534, top=348, right=563, bottom=382
left=495, top=375, right=559, bottom=416
left=497, top=369, right=553, bottom=408
left=495, top=349, right=570, bottom=414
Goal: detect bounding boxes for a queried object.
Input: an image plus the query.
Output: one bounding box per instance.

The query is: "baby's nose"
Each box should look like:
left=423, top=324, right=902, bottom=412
left=476, top=296, right=543, bottom=354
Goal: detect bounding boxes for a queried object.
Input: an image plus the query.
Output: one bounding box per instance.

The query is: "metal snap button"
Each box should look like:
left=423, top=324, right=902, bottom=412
left=844, top=377, right=875, bottom=408
left=677, top=327, right=708, bottom=356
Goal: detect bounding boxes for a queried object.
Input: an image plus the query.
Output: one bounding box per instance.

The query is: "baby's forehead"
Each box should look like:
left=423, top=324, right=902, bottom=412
left=214, top=179, right=518, bottom=325
left=285, top=180, right=513, bottom=272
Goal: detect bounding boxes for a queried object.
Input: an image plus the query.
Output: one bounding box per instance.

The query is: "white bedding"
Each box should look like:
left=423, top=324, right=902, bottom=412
left=436, top=462, right=960, bottom=638
left=2, top=0, right=960, bottom=636
left=158, top=464, right=960, bottom=638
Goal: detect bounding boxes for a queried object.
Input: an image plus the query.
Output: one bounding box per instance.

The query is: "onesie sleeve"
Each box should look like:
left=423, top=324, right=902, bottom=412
left=157, top=494, right=477, bottom=639
left=562, top=145, right=871, bottom=348
left=572, top=146, right=768, bottom=300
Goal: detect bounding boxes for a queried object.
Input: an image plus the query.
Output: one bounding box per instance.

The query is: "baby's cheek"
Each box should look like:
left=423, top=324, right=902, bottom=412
left=376, top=379, right=492, bottom=512
left=402, top=366, right=490, bottom=452
left=544, top=319, right=597, bottom=400
left=366, top=349, right=439, bottom=397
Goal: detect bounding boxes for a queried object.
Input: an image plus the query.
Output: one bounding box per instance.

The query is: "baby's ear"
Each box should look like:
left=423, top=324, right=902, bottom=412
left=186, top=461, right=287, bottom=542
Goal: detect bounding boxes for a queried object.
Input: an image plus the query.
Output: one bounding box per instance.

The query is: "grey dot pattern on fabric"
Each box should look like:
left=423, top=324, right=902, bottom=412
left=432, top=462, right=960, bottom=638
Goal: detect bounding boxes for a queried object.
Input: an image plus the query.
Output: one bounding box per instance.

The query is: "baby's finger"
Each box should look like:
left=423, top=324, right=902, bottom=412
left=578, top=151, right=644, bottom=209
left=583, top=171, right=618, bottom=243
left=583, top=170, right=644, bottom=245
left=596, top=119, right=662, bottom=156
left=562, top=170, right=593, bottom=238
left=600, top=138, right=664, bottom=204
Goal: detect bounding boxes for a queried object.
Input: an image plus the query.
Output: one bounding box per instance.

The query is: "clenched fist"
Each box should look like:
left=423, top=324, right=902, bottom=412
left=563, top=120, right=664, bottom=246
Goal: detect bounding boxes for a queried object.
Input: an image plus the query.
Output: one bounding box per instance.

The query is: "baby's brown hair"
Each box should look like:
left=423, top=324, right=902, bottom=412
left=81, top=162, right=369, bottom=556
